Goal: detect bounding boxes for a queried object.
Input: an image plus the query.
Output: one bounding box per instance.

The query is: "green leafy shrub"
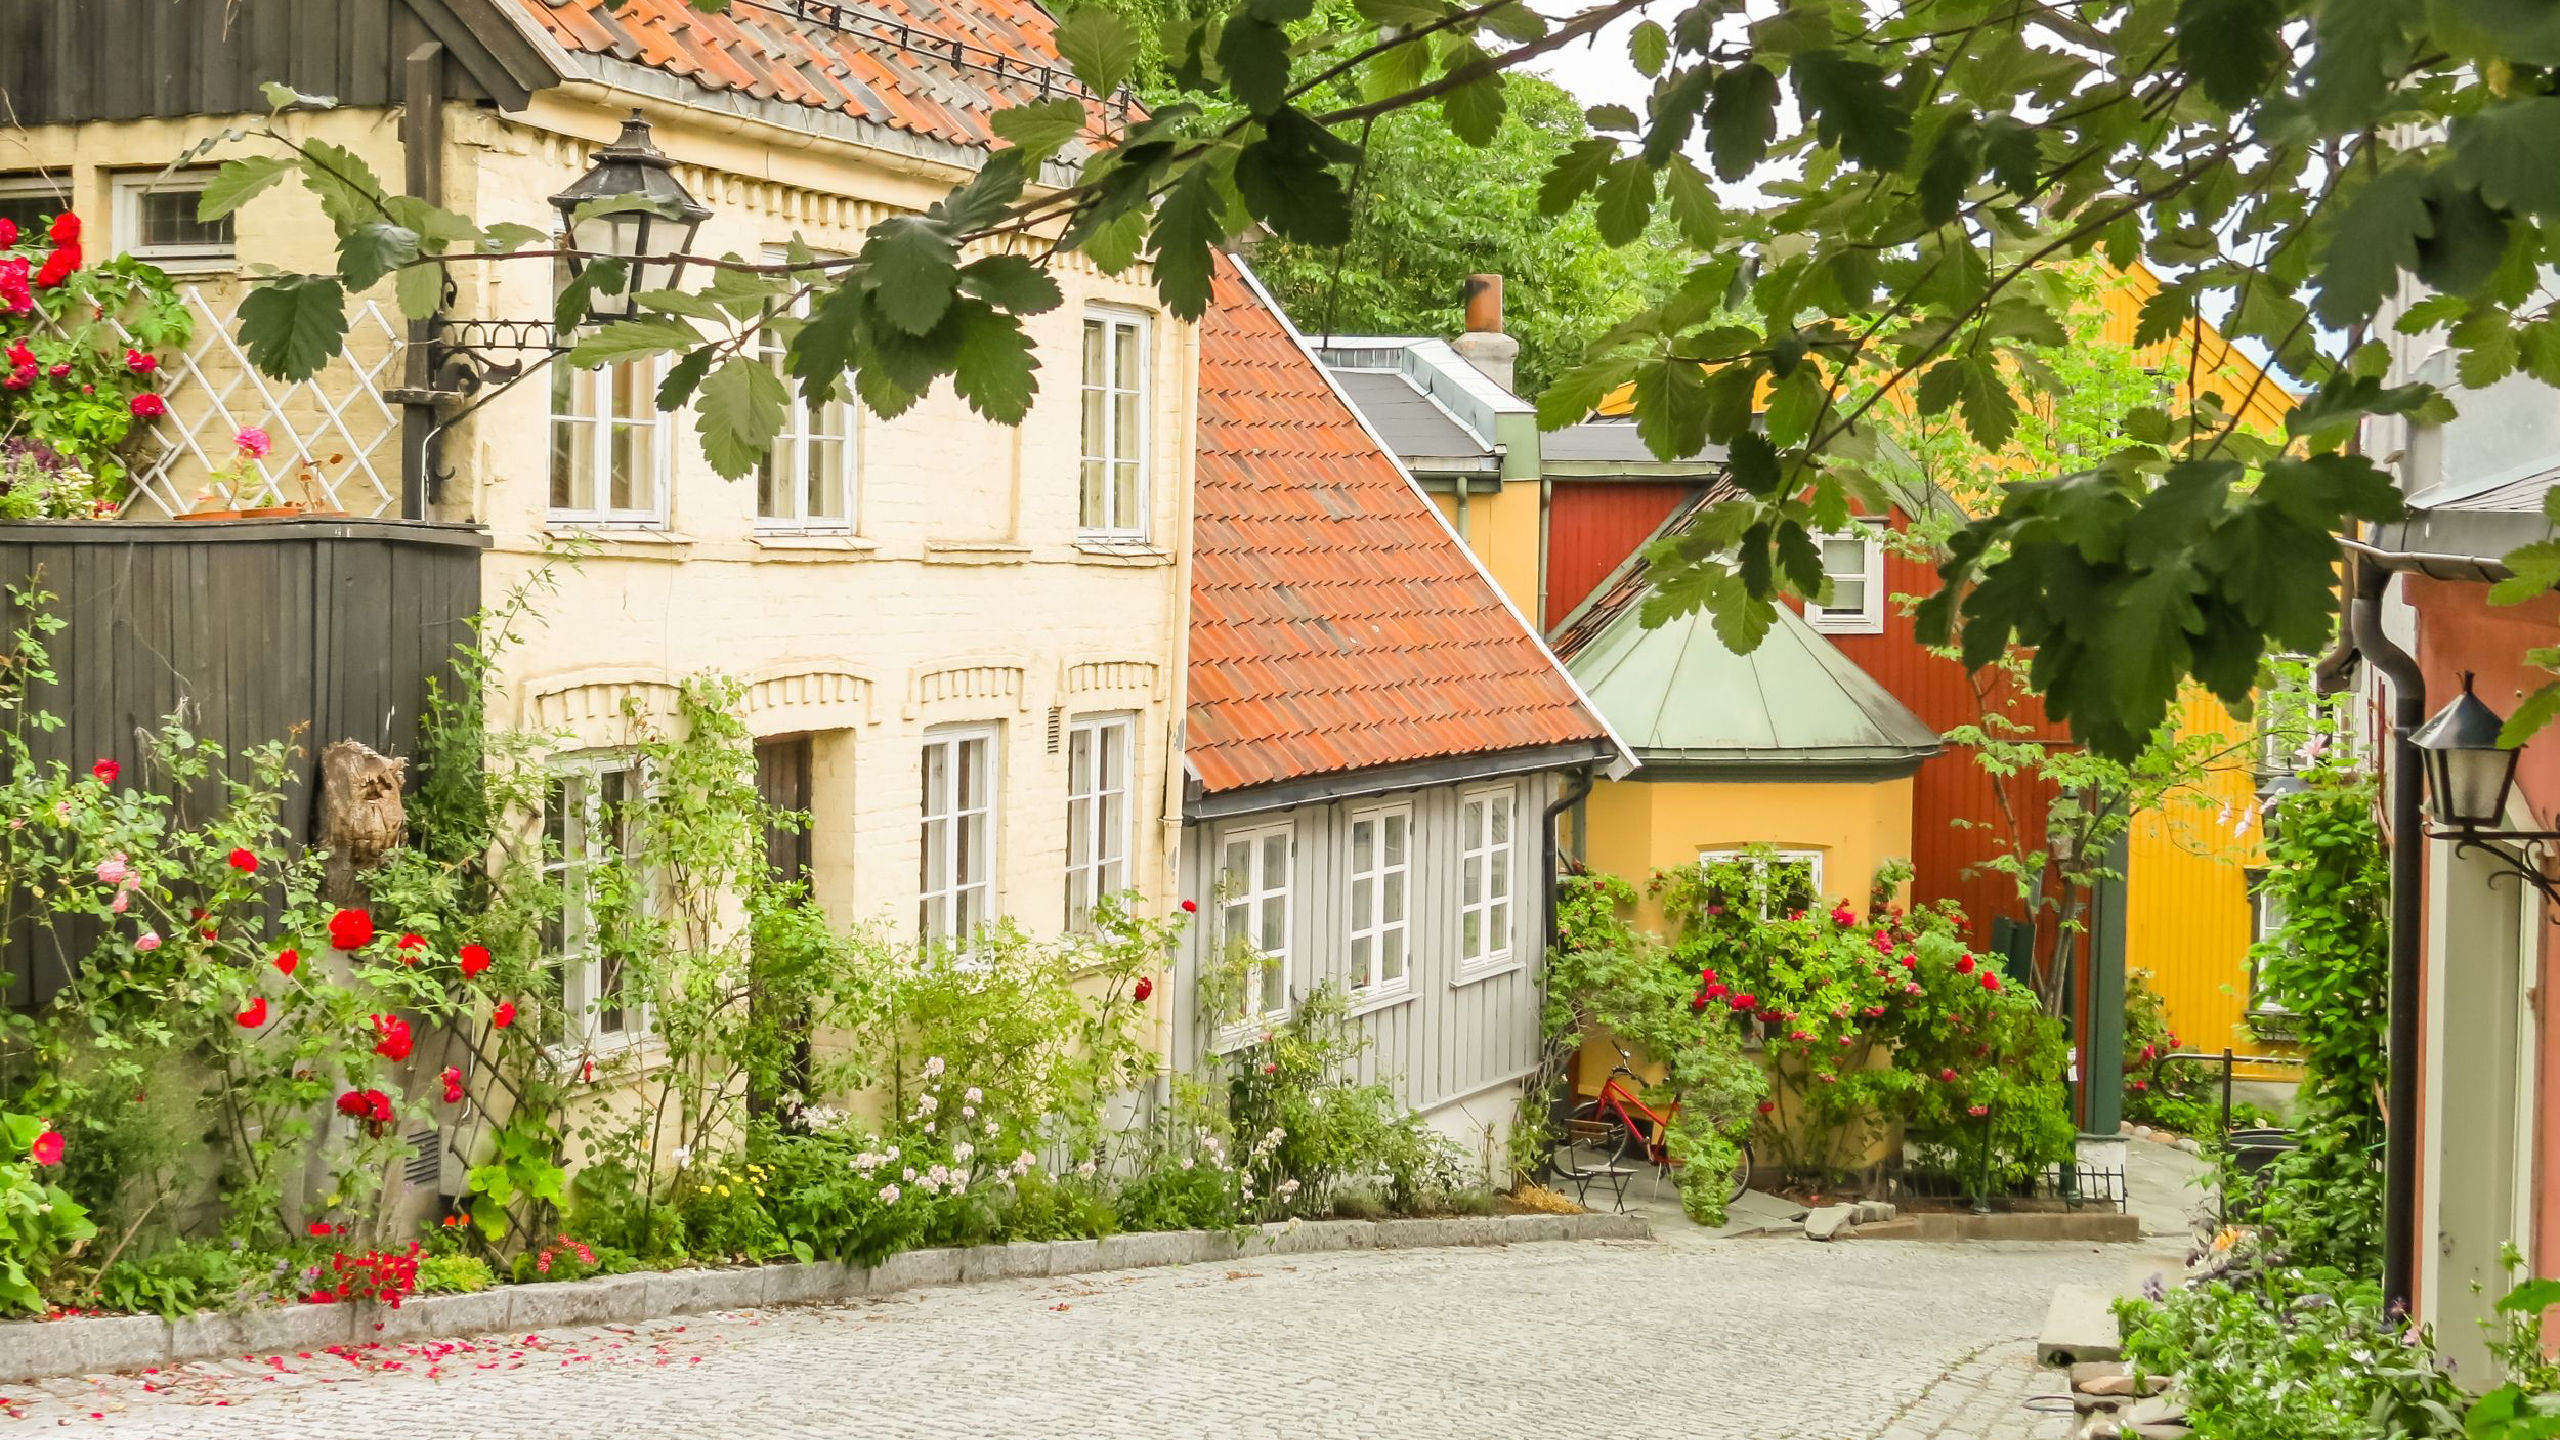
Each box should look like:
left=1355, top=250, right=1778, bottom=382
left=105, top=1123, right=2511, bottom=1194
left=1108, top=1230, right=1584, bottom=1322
left=416, top=1253, right=494, bottom=1295
left=89, top=1239, right=248, bottom=1320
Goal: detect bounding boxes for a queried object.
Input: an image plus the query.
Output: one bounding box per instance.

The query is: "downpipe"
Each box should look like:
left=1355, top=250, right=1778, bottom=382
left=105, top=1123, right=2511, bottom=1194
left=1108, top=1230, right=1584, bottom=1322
left=2349, top=554, right=2427, bottom=1319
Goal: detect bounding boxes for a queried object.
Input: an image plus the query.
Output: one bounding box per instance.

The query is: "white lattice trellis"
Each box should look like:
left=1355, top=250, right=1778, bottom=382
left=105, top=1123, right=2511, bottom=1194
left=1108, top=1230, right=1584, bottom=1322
left=119, top=286, right=407, bottom=518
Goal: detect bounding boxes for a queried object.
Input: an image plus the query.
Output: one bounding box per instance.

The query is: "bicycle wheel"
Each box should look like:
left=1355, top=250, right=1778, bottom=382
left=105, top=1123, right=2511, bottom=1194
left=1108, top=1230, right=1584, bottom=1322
left=1568, top=1097, right=1639, bottom=1177
left=1728, top=1138, right=1755, bottom=1206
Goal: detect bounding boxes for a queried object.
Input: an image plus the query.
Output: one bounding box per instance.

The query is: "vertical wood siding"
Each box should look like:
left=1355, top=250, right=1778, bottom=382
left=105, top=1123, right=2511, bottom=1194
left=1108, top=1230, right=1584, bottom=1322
left=1544, top=481, right=1702, bottom=631
left=2125, top=689, right=2273, bottom=1072
left=0, top=519, right=483, bottom=1004
left=1171, top=772, right=1556, bottom=1119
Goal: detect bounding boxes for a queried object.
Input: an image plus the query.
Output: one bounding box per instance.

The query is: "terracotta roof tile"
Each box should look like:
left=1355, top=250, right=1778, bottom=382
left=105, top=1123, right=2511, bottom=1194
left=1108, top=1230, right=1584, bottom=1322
left=1188, top=255, right=1613, bottom=797
left=515, top=0, right=1126, bottom=152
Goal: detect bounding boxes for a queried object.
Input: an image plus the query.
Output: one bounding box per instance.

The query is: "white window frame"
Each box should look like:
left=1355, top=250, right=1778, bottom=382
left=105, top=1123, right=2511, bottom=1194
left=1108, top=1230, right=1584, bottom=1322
left=920, top=725, right=1000, bottom=948
left=1215, top=820, right=1292, bottom=1030
left=1805, top=520, right=1885, bottom=634
left=543, top=753, right=651, bottom=1049
left=1063, top=713, right=1134, bottom=931
left=549, top=356, right=669, bottom=527
left=0, top=175, right=73, bottom=240
left=1457, top=785, right=1519, bottom=976
left=1078, top=308, right=1151, bottom=540
left=2247, top=869, right=2293, bottom=1016
left=110, top=171, right=235, bottom=272
left=1698, top=848, right=1828, bottom=921
left=1346, top=801, right=1413, bottom=1001
left=757, top=247, right=857, bottom=532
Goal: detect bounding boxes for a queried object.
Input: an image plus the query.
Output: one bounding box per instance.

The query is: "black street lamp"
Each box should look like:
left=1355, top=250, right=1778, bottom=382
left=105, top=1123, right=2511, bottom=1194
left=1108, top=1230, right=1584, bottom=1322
left=549, top=112, right=712, bottom=322
left=2414, top=671, right=2560, bottom=902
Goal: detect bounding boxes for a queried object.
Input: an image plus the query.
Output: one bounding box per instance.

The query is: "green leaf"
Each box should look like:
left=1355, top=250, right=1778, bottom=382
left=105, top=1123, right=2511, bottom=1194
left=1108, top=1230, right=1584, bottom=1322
left=1535, top=355, right=1636, bottom=431
left=957, top=254, right=1064, bottom=316
left=1585, top=104, right=1639, bottom=133
left=1979, top=115, right=2042, bottom=200
left=1955, top=354, right=2021, bottom=450
left=1480, top=1, right=1546, bottom=43
left=1440, top=45, right=1506, bottom=146
left=2452, top=98, right=2560, bottom=217
left=1592, top=158, right=1656, bottom=248
left=2135, top=284, right=2195, bottom=348
left=1630, top=20, right=1670, bottom=76
left=949, top=300, right=1041, bottom=423
left=2175, top=0, right=2286, bottom=109
left=1792, top=51, right=1912, bottom=170
left=1725, top=430, right=1781, bottom=497
left=1352, top=0, right=1446, bottom=22
left=1148, top=166, right=1227, bottom=320
left=2314, top=164, right=2428, bottom=327
left=632, top=287, right=732, bottom=323
left=297, top=139, right=389, bottom=228
left=1918, top=110, right=1983, bottom=228
left=2304, top=0, right=2421, bottom=131
left=861, top=216, right=960, bottom=335
left=395, top=259, right=442, bottom=322
left=1627, top=355, right=1709, bottom=462
left=1218, top=17, right=1292, bottom=116
left=1537, top=138, right=1618, bottom=218
left=236, top=274, right=348, bottom=382
left=657, top=345, right=717, bottom=412
left=477, top=222, right=548, bottom=254
left=2499, top=681, right=2560, bottom=747
left=1082, top=205, right=1150, bottom=277
left=1661, top=158, right=1721, bottom=247
left=991, top=98, right=1089, bottom=164
left=1706, top=63, right=1780, bottom=182
left=696, top=353, right=790, bottom=480
left=1234, top=113, right=1353, bottom=247
left=565, top=318, right=701, bottom=370
left=336, top=222, right=419, bottom=291
left=197, top=155, right=296, bottom=222
left=2415, top=173, right=2510, bottom=296
left=1054, top=8, right=1142, bottom=98
left=555, top=257, right=629, bottom=332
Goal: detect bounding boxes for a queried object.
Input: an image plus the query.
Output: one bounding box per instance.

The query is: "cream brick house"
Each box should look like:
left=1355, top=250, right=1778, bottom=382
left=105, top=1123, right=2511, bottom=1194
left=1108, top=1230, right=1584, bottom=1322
left=0, top=0, right=1194, bottom=1049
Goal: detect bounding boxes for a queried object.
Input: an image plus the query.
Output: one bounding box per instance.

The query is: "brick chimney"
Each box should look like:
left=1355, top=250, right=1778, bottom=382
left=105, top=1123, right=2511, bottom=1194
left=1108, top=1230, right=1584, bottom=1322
left=1451, top=273, right=1520, bottom=395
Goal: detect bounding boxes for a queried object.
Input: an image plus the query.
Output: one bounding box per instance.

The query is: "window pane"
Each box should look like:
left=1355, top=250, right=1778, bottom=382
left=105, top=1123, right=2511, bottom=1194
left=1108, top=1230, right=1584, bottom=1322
left=959, top=737, right=989, bottom=812
left=1113, top=325, right=1139, bottom=421
left=1258, top=893, right=1282, bottom=954
left=1489, top=796, right=1510, bottom=845
left=1067, top=794, right=1092, bottom=873
left=1383, top=927, right=1405, bottom=982
left=1098, top=786, right=1125, bottom=865
left=611, top=423, right=649, bottom=512
left=1488, top=900, right=1509, bottom=951
left=1351, top=876, right=1372, bottom=932
left=1259, top=953, right=1284, bottom=1013
left=1351, top=934, right=1372, bottom=989
left=1461, top=909, right=1480, bottom=959
left=808, top=438, right=846, bottom=520
left=1489, top=857, right=1509, bottom=902
left=1262, top=831, right=1287, bottom=888
left=1382, top=869, right=1404, bottom=924
left=1068, top=727, right=1093, bottom=795
left=922, top=743, right=949, bottom=819
left=1222, top=838, right=1250, bottom=889
left=1462, top=855, right=1482, bottom=906
left=550, top=369, right=593, bottom=512
left=1384, top=813, right=1406, bottom=865
left=1351, top=818, right=1373, bottom=874
left=1112, top=460, right=1139, bottom=531
left=1462, top=799, right=1483, bottom=846
left=137, top=187, right=229, bottom=249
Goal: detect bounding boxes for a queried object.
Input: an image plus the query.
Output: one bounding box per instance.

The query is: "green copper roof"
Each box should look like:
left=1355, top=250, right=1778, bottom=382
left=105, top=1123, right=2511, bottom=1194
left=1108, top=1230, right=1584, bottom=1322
left=1565, top=593, right=1943, bottom=778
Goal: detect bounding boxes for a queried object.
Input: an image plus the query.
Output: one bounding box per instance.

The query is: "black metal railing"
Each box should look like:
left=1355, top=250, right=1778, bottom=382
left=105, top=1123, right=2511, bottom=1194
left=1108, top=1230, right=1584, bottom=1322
left=2150, top=1046, right=2308, bottom=1223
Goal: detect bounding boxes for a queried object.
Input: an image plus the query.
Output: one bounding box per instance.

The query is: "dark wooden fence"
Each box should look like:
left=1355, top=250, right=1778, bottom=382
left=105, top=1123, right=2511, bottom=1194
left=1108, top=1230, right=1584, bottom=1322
left=0, top=517, right=485, bottom=1002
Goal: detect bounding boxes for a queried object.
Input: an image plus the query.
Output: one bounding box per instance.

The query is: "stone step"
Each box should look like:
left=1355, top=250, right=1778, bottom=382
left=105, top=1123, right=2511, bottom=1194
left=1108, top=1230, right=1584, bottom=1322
left=2038, top=1284, right=2123, bottom=1367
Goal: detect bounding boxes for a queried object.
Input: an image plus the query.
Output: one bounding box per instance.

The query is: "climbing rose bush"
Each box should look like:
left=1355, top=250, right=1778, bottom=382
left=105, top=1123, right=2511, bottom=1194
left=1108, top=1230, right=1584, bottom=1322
left=0, top=211, right=189, bottom=515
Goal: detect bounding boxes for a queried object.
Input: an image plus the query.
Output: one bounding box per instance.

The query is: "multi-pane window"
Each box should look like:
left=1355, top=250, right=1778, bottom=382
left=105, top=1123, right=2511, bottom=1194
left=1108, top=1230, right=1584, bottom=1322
left=550, top=359, right=664, bottom=523
left=1218, top=823, right=1291, bottom=1023
left=0, top=176, right=71, bottom=240
left=542, top=757, right=646, bottom=1045
left=1699, top=848, right=1826, bottom=921
left=1347, top=804, right=1411, bottom=993
left=1807, top=522, right=1884, bottom=633
left=2246, top=870, right=2292, bottom=1016
left=920, top=728, right=998, bottom=946
left=1079, top=312, right=1147, bottom=536
left=758, top=254, right=854, bottom=528
left=1064, top=714, right=1132, bottom=930
left=111, top=172, right=234, bottom=269
left=1458, top=787, right=1516, bottom=969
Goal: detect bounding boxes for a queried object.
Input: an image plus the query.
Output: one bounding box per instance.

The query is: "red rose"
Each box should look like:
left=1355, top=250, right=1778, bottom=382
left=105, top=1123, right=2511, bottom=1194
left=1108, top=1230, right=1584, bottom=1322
left=1691, top=993, right=1709, bottom=1012
left=45, top=362, right=65, bottom=378
left=46, top=213, right=76, bottom=244
left=1132, top=975, right=1154, bottom=1003
left=327, top=908, right=373, bottom=950
left=458, top=942, right=492, bottom=977
left=365, top=1090, right=392, bottom=1125
left=440, top=1067, right=464, bottom=1104
left=307, top=1220, right=334, bottom=1237
left=1728, top=993, right=1756, bottom=1011
left=1980, top=972, right=2001, bottom=992
left=395, top=933, right=427, bottom=964
left=226, top=847, right=257, bottom=873
left=128, top=391, right=166, bottom=418
left=236, top=996, right=267, bottom=1028
left=491, top=1000, right=516, bottom=1030
left=1704, top=983, right=1728, bottom=1000
left=1179, top=899, right=1198, bottom=914
left=274, top=948, right=299, bottom=976
left=124, top=349, right=156, bottom=375
left=1899, top=955, right=1916, bottom=970
left=1955, top=955, right=1975, bottom=974
left=370, top=1013, right=414, bottom=1062
left=0, top=218, right=15, bottom=247
left=1756, top=1099, right=1776, bottom=1115
left=34, top=243, right=78, bottom=288
left=90, top=758, right=118, bottom=784
left=2131, top=1079, right=2149, bottom=1092
left=1939, top=1068, right=1957, bottom=1082
left=28, top=1130, right=63, bottom=1167
left=334, top=1090, right=368, bottom=1118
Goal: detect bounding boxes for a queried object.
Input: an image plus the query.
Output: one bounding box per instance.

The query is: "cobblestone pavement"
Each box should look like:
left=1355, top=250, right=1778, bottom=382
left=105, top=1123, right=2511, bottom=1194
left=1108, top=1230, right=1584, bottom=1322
left=1, top=1224, right=2188, bottom=1440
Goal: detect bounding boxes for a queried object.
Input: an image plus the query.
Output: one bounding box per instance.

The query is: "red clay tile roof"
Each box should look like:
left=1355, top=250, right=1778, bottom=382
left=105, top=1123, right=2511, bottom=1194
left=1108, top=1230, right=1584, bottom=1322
left=1189, top=254, right=1615, bottom=797
left=513, top=0, right=1124, bottom=151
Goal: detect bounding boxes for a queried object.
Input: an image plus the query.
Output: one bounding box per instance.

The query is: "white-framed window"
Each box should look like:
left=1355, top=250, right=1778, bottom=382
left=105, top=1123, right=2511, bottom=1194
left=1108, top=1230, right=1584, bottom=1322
left=1458, top=786, right=1517, bottom=969
left=1063, top=713, right=1133, bottom=931
left=1217, top=822, right=1291, bottom=1024
left=0, top=175, right=72, bottom=240
left=920, top=726, right=999, bottom=946
left=757, top=249, right=855, bottom=529
left=1347, top=802, right=1412, bottom=994
left=1698, top=848, right=1827, bottom=920
left=1806, top=520, right=1885, bottom=634
left=1079, top=309, right=1149, bottom=538
left=2246, top=868, right=2293, bottom=1015
left=111, top=171, right=235, bottom=271
left=541, top=755, right=649, bottom=1047
left=550, top=358, right=666, bottom=525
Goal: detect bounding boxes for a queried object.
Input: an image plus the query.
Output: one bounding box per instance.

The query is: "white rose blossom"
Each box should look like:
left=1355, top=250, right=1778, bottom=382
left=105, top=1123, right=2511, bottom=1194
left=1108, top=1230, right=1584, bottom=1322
left=878, top=1184, right=901, bottom=1205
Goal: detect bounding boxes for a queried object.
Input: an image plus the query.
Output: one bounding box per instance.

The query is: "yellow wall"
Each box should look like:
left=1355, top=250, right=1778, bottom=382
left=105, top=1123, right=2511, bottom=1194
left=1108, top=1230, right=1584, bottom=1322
left=2125, top=688, right=2291, bottom=1076
left=1581, top=774, right=1917, bottom=930
left=1428, top=480, right=1543, bottom=623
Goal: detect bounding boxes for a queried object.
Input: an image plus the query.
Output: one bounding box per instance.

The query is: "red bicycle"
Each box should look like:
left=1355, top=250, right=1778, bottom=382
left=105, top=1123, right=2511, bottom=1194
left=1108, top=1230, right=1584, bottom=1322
left=1564, top=1040, right=1754, bottom=1208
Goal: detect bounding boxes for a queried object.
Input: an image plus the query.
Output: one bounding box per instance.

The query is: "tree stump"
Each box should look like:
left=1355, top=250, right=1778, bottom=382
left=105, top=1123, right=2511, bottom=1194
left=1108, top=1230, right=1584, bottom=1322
left=319, top=740, right=406, bottom=905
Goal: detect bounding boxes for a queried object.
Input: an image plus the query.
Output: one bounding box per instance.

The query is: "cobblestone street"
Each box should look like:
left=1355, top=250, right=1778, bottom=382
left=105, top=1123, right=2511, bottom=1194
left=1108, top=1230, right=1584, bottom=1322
left=2, top=1217, right=2189, bottom=1440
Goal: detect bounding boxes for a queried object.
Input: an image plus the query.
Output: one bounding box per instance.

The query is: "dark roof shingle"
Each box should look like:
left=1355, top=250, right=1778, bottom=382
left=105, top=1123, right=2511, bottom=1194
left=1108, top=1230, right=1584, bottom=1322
left=1189, top=255, right=1613, bottom=796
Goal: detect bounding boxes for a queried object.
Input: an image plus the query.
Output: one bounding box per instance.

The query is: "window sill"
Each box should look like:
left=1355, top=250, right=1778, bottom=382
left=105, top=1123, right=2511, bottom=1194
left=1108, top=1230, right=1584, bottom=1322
left=1348, top=981, right=1414, bottom=1018
left=1210, top=1016, right=1288, bottom=1056
left=1073, top=537, right=1169, bottom=565
left=1804, top=617, right=1885, bottom=636
left=547, top=523, right=686, bottom=548
left=1451, top=957, right=1523, bottom=989
left=752, top=530, right=877, bottom=558
left=923, top=541, right=1031, bottom=566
